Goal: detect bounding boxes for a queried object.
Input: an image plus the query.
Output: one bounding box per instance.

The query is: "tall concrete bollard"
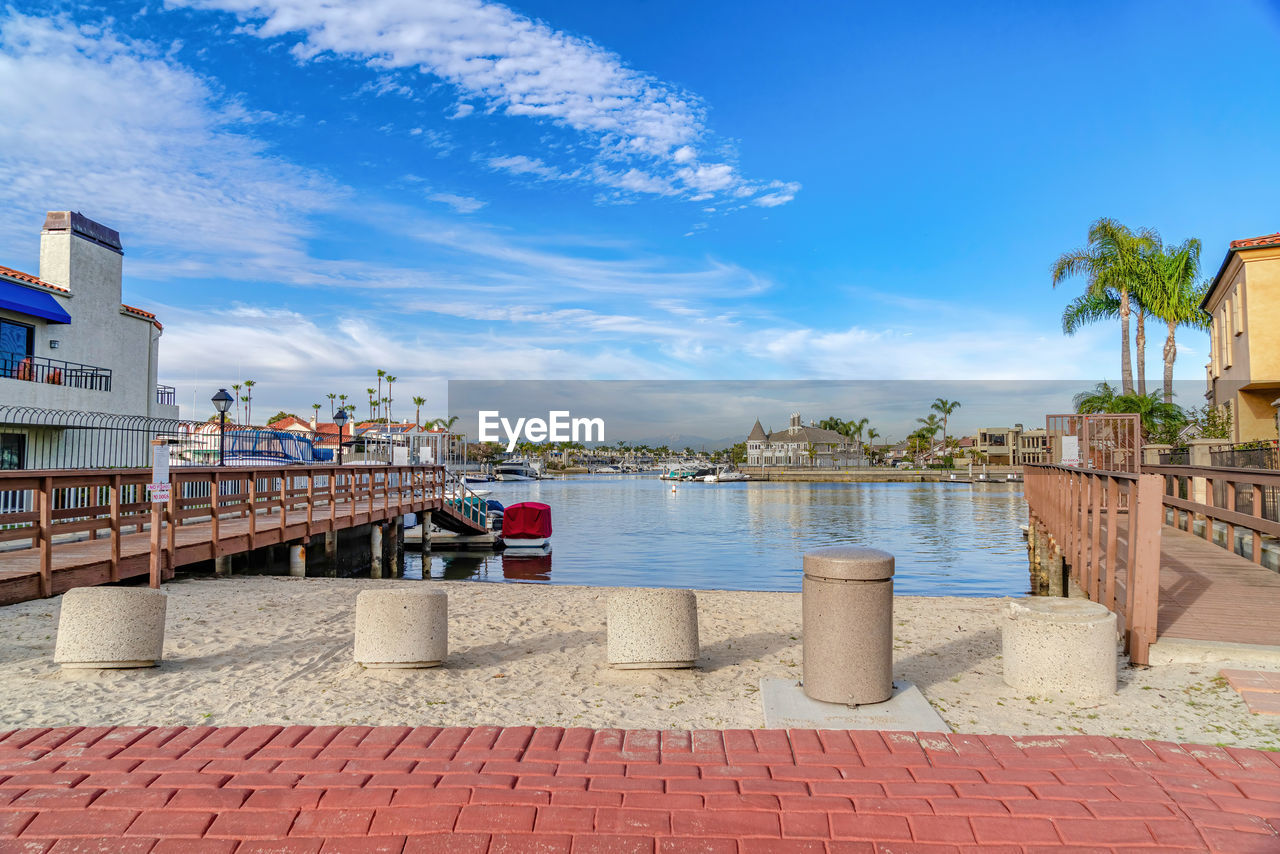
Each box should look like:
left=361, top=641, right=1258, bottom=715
left=802, top=546, right=894, bottom=705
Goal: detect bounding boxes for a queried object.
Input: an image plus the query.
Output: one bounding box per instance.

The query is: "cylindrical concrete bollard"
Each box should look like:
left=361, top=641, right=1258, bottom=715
left=354, top=589, right=448, bottom=668
left=1002, top=598, right=1117, bottom=699
left=54, top=587, right=168, bottom=669
left=607, top=589, right=699, bottom=669
left=802, top=546, right=894, bottom=705
left=289, top=544, right=306, bottom=577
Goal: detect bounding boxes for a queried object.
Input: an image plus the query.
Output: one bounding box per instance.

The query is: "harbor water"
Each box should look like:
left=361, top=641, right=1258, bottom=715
left=407, top=476, right=1029, bottom=596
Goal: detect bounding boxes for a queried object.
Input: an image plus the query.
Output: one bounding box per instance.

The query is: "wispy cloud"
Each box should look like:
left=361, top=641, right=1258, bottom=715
left=0, top=11, right=339, bottom=274
left=428, top=192, right=486, bottom=214
left=169, top=0, right=800, bottom=207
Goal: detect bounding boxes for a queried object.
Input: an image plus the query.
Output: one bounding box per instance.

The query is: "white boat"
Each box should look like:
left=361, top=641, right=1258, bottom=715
left=704, top=467, right=749, bottom=483
left=494, top=459, right=540, bottom=481
left=592, top=464, right=622, bottom=474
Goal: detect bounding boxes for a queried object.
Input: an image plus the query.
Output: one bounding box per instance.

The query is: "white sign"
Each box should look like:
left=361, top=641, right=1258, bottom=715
left=148, top=483, right=171, bottom=503
left=1060, top=435, right=1081, bottom=467
left=151, top=442, right=170, bottom=484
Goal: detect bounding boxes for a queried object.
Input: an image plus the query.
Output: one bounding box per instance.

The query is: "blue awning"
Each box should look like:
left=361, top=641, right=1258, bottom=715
left=0, top=280, right=71, bottom=324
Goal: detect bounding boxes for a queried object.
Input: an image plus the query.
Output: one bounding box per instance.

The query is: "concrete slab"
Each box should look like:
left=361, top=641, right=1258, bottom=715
left=760, top=677, right=951, bottom=732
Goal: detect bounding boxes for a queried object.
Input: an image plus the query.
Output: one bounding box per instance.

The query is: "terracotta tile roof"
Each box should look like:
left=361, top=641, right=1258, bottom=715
left=121, top=303, right=163, bottom=331
left=0, top=264, right=70, bottom=293
left=1230, top=232, right=1280, bottom=249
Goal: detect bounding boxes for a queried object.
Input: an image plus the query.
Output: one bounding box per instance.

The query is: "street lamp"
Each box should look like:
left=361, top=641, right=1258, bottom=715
left=211, top=388, right=233, bottom=466
left=333, top=408, right=349, bottom=465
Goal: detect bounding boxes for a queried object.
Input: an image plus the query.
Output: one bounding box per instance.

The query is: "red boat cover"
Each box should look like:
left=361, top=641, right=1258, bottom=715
left=502, top=502, right=553, bottom=539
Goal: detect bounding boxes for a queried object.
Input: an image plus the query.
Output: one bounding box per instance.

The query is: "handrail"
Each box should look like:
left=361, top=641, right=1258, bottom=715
left=0, top=354, right=112, bottom=391
left=1144, top=464, right=1280, bottom=564
left=1023, top=464, right=1162, bottom=665
left=0, top=464, right=448, bottom=597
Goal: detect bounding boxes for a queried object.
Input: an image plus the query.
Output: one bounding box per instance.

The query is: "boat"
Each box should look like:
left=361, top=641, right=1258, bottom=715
left=460, top=472, right=494, bottom=483
left=494, top=459, right=540, bottom=481
left=704, top=466, right=749, bottom=483
left=592, top=464, right=622, bottom=474
left=502, top=501, right=552, bottom=549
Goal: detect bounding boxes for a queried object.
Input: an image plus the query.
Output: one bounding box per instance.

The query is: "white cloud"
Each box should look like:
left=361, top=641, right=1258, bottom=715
left=0, top=11, right=338, bottom=276
left=428, top=192, right=486, bottom=214
left=447, top=103, right=474, bottom=119
left=168, top=0, right=799, bottom=207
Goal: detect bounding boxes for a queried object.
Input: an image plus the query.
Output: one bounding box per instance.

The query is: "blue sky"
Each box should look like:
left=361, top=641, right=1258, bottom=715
left=1, top=1, right=1278, bottom=431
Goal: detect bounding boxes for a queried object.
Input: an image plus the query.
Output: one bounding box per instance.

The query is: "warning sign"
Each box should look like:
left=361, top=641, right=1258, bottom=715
left=148, top=483, right=171, bottom=503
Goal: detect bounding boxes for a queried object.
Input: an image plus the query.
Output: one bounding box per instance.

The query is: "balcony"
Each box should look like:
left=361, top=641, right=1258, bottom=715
left=1, top=354, right=112, bottom=391
left=156, top=384, right=176, bottom=407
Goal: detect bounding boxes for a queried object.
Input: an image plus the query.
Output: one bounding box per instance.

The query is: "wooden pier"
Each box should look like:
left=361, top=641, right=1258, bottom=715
left=0, top=464, right=488, bottom=606
left=1024, top=464, right=1280, bottom=664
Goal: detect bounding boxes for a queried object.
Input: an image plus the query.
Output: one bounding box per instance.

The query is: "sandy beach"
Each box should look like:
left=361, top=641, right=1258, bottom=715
left=1, top=577, right=1277, bottom=750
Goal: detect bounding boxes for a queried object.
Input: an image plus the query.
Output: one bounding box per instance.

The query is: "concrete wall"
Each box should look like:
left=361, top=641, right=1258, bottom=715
left=1, top=215, right=178, bottom=423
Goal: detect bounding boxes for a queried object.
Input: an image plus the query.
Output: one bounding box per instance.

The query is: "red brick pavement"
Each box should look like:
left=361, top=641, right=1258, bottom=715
left=0, top=726, right=1278, bottom=852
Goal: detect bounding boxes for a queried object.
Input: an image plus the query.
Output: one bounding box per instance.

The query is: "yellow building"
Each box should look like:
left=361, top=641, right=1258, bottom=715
left=1203, top=232, right=1280, bottom=442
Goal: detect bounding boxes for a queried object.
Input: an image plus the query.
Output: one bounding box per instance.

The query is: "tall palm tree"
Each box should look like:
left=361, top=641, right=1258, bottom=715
left=412, top=396, right=427, bottom=427
left=326, top=392, right=337, bottom=417
left=1137, top=238, right=1211, bottom=404
left=231, top=383, right=242, bottom=424
left=930, top=398, right=960, bottom=464
left=376, top=369, right=386, bottom=420
left=366, top=388, right=376, bottom=421
left=243, top=379, right=256, bottom=426
left=337, top=394, right=349, bottom=418
left=1051, top=218, right=1157, bottom=395
left=865, top=427, right=881, bottom=464
left=311, top=403, right=321, bottom=425
left=915, top=414, right=943, bottom=462
left=385, top=376, right=396, bottom=423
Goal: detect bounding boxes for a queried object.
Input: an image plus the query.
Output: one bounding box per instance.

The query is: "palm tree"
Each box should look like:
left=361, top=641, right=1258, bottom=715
left=326, top=392, right=337, bottom=417
left=1052, top=218, right=1157, bottom=395
left=366, top=388, right=376, bottom=421
left=846, top=417, right=869, bottom=447
left=337, top=394, right=349, bottom=419
left=433, top=415, right=459, bottom=432
left=1137, top=238, right=1211, bottom=404
left=376, top=369, right=386, bottom=421
left=864, top=427, right=881, bottom=464
left=231, top=383, right=242, bottom=424
left=385, top=376, right=396, bottom=423
left=412, top=396, right=427, bottom=427
left=311, top=403, right=321, bottom=425
left=930, top=398, right=960, bottom=465
left=1073, top=381, right=1187, bottom=442
left=915, top=414, right=943, bottom=463
left=243, top=379, right=256, bottom=426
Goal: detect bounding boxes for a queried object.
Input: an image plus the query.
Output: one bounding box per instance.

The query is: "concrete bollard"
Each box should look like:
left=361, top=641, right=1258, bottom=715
left=1002, top=598, right=1117, bottom=699
left=54, top=587, right=168, bottom=669
left=607, top=589, right=699, bottom=669
left=354, top=589, right=448, bottom=668
left=289, top=543, right=306, bottom=577
left=802, top=546, right=894, bottom=706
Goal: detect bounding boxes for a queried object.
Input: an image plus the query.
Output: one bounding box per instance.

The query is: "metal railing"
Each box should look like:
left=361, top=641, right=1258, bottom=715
left=156, top=385, right=176, bottom=406
left=1157, top=447, right=1190, bottom=466
left=1, top=354, right=112, bottom=391
left=1210, top=439, right=1279, bottom=471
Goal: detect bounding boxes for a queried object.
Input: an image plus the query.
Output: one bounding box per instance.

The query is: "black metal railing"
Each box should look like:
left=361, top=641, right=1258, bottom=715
left=1158, top=447, right=1190, bottom=465
left=1, top=354, right=112, bottom=391
left=156, top=384, right=176, bottom=406
left=1210, top=440, right=1279, bottom=471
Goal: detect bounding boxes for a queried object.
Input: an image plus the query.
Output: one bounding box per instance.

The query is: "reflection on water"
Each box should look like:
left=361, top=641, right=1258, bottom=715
left=406, top=477, right=1030, bottom=596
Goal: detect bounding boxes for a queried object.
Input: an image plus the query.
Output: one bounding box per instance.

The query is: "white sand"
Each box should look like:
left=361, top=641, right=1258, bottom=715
left=1, top=577, right=1278, bottom=749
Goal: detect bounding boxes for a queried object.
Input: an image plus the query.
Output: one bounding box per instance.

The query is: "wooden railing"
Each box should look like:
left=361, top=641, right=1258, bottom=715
left=1023, top=465, right=1164, bottom=665
left=0, top=464, right=447, bottom=597
left=1144, top=464, right=1280, bottom=565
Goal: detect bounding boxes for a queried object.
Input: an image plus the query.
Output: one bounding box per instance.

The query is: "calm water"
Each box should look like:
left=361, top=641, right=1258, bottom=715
left=405, top=476, right=1031, bottom=596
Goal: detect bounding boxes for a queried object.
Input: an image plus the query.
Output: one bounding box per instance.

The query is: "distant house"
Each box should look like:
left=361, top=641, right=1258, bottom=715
left=745, top=413, right=859, bottom=468
left=1, top=212, right=179, bottom=470
left=1203, top=232, right=1280, bottom=442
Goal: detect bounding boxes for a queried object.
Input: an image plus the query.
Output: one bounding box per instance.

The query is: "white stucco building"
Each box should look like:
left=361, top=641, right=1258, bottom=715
left=745, top=413, right=859, bottom=468
left=1, top=212, right=179, bottom=469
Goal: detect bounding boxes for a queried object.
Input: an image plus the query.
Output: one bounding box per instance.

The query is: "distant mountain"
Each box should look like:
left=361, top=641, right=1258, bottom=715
left=623, top=434, right=743, bottom=451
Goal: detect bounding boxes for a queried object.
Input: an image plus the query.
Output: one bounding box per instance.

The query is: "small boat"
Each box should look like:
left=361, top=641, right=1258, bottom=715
left=494, top=459, right=540, bottom=481
left=704, top=466, right=749, bottom=483
left=502, top=501, right=552, bottom=549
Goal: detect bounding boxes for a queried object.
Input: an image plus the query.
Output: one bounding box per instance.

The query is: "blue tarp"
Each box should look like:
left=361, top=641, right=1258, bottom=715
left=0, top=280, right=71, bottom=324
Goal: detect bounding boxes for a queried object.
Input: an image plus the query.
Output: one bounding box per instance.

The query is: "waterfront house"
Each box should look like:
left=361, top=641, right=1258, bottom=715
left=1203, top=232, right=1280, bottom=442
left=0, top=212, right=178, bottom=469
left=745, top=413, right=859, bottom=467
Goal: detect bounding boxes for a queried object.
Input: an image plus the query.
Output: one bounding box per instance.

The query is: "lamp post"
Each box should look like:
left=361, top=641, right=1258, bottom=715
left=333, top=408, right=349, bottom=466
left=211, top=388, right=233, bottom=466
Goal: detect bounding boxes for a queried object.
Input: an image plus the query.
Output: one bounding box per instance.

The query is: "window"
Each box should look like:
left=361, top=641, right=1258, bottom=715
left=0, top=319, right=34, bottom=374
left=1233, top=288, right=1243, bottom=336
left=0, top=433, right=24, bottom=470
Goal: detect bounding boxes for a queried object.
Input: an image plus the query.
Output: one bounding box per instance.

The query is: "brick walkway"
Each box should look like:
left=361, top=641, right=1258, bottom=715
left=1, top=726, right=1278, bottom=853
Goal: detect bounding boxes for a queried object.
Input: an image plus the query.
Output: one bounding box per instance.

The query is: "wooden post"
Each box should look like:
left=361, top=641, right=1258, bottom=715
left=1103, top=477, right=1119, bottom=610
left=38, top=476, right=53, bottom=598
left=109, top=474, right=122, bottom=582
left=1126, top=474, right=1163, bottom=666
left=248, top=473, right=258, bottom=551
left=1252, top=481, right=1263, bottom=564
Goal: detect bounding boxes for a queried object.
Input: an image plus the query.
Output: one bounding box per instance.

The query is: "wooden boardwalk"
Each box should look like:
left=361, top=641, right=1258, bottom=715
left=1155, top=526, right=1280, bottom=647
left=0, top=464, right=488, bottom=607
